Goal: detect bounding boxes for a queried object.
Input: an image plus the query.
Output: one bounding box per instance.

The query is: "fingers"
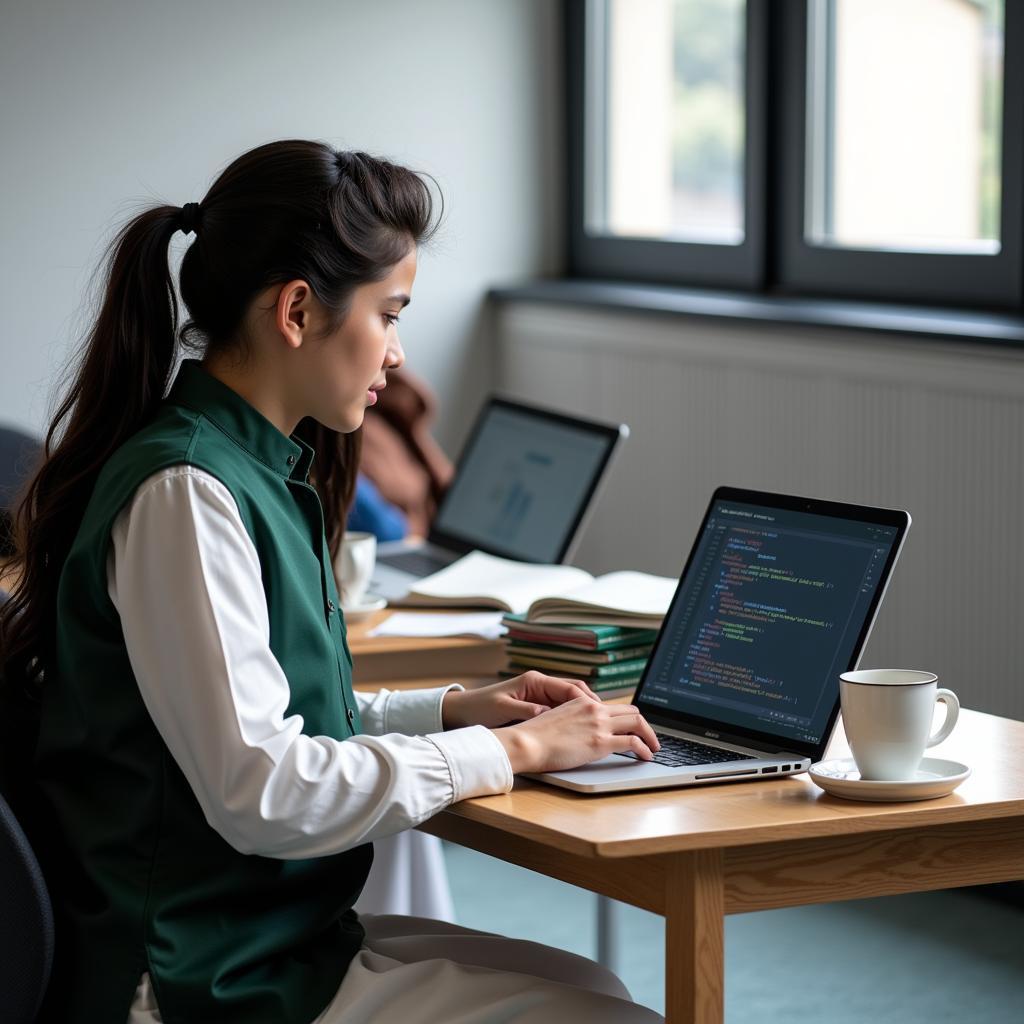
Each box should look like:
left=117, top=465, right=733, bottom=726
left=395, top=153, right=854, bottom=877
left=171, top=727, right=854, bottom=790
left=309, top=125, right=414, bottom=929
left=518, top=671, right=601, bottom=705
left=610, top=733, right=655, bottom=761
left=605, top=706, right=661, bottom=753
left=561, top=677, right=601, bottom=701
left=503, top=699, right=549, bottom=721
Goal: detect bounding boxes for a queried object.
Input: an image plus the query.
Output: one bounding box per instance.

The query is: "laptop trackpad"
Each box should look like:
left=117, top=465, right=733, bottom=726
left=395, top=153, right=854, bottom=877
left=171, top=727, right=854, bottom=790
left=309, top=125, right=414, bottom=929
left=531, top=755, right=688, bottom=788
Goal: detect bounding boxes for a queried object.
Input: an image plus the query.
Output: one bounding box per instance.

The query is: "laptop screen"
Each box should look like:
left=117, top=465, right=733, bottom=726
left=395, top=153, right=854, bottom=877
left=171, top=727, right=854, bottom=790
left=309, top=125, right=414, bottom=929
left=637, top=490, right=908, bottom=760
left=430, top=399, right=624, bottom=564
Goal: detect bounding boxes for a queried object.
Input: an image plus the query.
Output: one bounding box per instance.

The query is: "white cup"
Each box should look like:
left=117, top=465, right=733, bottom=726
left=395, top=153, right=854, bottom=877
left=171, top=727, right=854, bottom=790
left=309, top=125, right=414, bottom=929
left=839, top=669, right=959, bottom=781
left=335, top=531, right=377, bottom=608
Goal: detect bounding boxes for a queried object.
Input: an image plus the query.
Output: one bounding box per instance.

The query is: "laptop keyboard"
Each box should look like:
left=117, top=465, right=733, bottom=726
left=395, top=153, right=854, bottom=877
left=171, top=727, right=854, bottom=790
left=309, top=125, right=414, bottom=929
left=616, top=734, right=757, bottom=767
left=378, top=550, right=453, bottom=576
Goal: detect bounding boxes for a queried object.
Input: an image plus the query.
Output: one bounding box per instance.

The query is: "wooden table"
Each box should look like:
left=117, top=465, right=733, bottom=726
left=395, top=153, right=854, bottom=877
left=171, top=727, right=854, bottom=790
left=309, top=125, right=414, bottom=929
left=412, top=707, right=1024, bottom=1023
left=346, top=609, right=505, bottom=684
left=12, top=565, right=1018, bottom=1019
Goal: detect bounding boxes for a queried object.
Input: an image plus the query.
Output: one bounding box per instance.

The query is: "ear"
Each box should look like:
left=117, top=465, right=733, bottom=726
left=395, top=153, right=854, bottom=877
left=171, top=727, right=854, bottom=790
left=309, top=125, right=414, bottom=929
left=275, top=280, right=313, bottom=350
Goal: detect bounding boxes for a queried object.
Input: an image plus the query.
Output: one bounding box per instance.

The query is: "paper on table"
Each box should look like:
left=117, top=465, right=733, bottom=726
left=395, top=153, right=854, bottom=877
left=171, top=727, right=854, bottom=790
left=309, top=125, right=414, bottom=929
left=368, top=611, right=507, bottom=641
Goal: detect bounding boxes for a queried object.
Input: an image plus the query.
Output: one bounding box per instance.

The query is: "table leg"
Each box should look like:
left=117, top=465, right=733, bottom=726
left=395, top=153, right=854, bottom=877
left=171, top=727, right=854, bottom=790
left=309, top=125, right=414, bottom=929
left=596, top=894, right=618, bottom=972
left=665, top=849, right=724, bottom=1024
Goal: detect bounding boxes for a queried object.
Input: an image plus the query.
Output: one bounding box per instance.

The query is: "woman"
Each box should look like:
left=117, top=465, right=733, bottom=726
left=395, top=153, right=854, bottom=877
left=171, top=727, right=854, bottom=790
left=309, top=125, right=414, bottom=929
left=0, top=140, right=661, bottom=1023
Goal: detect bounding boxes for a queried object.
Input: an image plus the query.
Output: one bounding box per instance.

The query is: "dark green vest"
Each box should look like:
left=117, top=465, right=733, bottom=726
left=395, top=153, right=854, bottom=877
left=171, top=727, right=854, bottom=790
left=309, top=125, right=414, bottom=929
left=35, top=360, right=370, bottom=1024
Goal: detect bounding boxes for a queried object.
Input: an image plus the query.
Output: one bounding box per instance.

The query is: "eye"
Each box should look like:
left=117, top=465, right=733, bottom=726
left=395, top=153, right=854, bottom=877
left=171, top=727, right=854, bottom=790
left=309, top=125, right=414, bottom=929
left=383, top=313, right=401, bottom=327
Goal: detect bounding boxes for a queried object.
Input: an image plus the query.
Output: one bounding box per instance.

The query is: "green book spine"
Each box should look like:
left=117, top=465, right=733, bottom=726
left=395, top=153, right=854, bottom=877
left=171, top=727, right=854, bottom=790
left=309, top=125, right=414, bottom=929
left=590, top=673, right=643, bottom=692
left=501, top=613, right=657, bottom=650
left=508, top=657, right=649, bottom=679
left=504, top=642, right=654, bottom=665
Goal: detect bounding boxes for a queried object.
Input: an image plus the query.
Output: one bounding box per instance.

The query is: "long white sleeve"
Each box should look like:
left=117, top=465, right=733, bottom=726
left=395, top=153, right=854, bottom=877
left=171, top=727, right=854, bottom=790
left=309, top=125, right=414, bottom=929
left=107, top=465, right=513, bottom=861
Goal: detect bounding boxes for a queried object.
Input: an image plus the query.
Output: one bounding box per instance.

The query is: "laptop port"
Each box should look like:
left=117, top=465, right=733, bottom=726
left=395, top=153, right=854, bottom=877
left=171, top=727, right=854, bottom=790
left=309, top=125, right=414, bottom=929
left=763, top=766, right=779, bottom=774
left=695, top=768, right=758, bottom=780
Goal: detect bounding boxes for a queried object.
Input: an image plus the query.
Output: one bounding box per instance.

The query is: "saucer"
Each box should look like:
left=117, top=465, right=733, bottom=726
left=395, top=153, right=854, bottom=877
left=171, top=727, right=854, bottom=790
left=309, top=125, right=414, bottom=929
left=341, top=593, right=387, bottom=622
left=808, top=757, right=971, bottom=802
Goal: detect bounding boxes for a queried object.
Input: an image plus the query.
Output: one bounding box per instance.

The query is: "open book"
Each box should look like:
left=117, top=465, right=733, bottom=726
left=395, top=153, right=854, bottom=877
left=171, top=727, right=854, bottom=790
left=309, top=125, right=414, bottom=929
left=400, top=551, right=677, bottom=628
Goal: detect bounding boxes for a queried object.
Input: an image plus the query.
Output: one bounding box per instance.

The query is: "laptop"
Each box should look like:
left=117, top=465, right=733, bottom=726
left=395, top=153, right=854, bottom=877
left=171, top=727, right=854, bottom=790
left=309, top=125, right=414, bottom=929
left=534, top=487, right=911, bottom=793
left=372, top=397, right=628, bottom=601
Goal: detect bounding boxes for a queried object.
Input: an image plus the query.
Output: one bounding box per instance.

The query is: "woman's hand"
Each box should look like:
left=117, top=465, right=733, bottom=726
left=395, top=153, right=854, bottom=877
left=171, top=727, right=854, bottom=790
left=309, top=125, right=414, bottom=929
left=492, top=697, right=661, bottom=774
left=441, top=670, right=598, bottom=730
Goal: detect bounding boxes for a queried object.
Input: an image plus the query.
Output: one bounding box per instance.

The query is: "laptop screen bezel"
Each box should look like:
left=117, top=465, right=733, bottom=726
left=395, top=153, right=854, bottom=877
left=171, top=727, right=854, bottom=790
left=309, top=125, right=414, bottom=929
left=427, top=395, right=626, bottom=564
left=634, top=486, right=911, bottom=764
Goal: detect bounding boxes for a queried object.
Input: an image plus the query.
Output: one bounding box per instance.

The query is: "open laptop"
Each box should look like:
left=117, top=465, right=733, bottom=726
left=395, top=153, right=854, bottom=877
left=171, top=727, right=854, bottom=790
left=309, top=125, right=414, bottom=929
left=372, top=397, right=628, bottom=601
left=534, top=487, right=911, bottom=793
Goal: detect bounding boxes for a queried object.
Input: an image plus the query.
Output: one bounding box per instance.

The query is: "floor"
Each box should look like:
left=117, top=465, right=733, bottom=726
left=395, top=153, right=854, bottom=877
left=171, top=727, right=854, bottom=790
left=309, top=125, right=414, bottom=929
left=444, top=843, right=1024, bottom=1022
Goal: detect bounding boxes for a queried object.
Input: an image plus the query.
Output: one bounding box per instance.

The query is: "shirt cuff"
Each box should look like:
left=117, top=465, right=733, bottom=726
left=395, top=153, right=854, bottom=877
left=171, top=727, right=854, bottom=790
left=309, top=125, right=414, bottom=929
left=426, top=725, right=514, bottom=803
left=383, top=684, right=463, bottom=736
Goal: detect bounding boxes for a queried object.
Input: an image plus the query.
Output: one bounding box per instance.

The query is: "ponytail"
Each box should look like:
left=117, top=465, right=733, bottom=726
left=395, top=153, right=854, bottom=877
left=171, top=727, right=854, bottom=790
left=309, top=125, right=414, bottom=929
left=1, top=205, right=182, bottom=690
left=1, top=140, right=438, bottom=700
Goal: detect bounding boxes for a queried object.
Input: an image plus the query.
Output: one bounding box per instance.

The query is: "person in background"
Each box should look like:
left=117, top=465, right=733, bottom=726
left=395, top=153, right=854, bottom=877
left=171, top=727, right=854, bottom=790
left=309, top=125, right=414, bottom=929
left=356, top=363, right=453, bottom=540
left=348, top=365, right=453, bottom=543
left=0, top=140, right=661, bottom=1023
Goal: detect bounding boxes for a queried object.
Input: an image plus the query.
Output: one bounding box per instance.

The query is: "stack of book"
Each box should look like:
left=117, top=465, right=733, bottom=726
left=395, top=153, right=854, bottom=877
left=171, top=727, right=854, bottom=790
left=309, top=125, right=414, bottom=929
left=398, top=550, right=678, bottom=698
left=500, top=614, right=659, bottom=698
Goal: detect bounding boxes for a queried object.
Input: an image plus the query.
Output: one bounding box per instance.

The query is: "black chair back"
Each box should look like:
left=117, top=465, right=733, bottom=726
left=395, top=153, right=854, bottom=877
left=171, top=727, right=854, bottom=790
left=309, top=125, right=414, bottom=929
left=0, top=789, right=54, bottom=1023
left=0, top=425, right=42, bottom=559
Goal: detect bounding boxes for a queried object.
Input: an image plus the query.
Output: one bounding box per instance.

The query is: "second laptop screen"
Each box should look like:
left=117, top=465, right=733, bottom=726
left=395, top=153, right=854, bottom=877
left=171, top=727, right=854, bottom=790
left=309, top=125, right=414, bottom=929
left=433, top=405, right=614, bottom=564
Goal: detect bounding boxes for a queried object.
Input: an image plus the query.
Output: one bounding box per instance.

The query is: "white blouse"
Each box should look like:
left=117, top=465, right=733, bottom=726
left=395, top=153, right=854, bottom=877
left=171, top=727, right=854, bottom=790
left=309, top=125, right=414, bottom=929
left=113, top=465, right=514, bottom=1020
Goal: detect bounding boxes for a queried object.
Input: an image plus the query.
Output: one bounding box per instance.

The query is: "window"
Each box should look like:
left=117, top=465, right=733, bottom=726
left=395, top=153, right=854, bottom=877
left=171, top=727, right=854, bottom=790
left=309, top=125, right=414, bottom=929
left=806, top=0, right=1003, bottom=255
left=569, top=0, right=1024, bottom=309
left=568, top=0, right=768, bottom=288
left=589, top=0, right=746, bottom=244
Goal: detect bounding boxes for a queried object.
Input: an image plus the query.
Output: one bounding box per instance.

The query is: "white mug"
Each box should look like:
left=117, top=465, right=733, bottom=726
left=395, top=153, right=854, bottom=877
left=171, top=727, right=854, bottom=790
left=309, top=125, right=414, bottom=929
left=334, top=531, right=377, bottom=608
left=839, top=669, right=959, bottom=781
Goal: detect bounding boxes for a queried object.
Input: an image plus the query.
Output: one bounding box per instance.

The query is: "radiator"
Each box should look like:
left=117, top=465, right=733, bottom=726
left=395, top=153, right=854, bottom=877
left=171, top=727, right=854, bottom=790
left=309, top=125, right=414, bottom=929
left=493, top=300, right=1024, bottom=720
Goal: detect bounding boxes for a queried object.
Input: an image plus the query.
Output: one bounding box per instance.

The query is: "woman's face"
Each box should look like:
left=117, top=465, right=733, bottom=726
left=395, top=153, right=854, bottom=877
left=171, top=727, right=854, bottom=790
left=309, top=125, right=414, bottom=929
left=309, top=247, right=416, bottom=433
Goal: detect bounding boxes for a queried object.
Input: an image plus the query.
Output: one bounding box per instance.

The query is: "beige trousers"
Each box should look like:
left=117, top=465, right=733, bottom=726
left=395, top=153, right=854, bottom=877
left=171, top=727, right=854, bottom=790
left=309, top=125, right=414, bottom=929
left=316, top=914, right=665, bottom=1023
left=129, top=914, right=664, bottom=1023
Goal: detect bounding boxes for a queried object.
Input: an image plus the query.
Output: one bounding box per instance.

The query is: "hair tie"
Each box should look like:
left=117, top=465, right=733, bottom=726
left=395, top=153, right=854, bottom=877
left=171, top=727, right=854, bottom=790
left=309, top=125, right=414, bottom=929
left=334, top=151, right=355, bottom=178
left=178, top=202, right=202, bottom=236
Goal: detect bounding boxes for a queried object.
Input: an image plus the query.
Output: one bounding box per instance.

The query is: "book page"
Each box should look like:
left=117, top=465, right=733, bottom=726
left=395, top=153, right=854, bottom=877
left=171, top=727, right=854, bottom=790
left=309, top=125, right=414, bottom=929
left=527, top=570, right=677, bottom=622
left=403, top=551, right=594, bottom=614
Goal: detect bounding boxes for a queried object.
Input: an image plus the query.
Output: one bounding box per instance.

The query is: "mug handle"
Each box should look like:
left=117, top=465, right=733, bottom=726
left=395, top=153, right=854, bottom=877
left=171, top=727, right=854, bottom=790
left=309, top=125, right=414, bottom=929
left=926, top=688, right=960, bottom=748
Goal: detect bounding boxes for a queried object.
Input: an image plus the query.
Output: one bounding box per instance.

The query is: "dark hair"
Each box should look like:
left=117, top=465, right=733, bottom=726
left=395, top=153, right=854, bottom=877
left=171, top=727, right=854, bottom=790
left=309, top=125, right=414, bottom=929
left=1, top=140, right=438, bottom=695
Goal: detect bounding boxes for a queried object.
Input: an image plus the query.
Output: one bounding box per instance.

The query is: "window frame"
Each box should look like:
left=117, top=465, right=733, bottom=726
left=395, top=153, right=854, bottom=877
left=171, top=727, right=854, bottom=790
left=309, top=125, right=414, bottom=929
left=566, top=0, right=769, bottom=290
left=567, top=0, right=1024, bottom=312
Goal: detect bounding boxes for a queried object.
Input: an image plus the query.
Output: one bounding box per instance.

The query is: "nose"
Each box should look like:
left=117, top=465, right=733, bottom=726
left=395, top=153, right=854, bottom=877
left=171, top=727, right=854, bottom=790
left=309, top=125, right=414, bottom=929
left=387, top=333, right=405, bottom=370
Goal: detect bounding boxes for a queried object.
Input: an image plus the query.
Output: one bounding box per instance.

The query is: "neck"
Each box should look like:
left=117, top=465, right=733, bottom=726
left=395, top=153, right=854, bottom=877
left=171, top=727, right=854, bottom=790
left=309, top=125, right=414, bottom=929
left=201, top=353, right=300, bottom=437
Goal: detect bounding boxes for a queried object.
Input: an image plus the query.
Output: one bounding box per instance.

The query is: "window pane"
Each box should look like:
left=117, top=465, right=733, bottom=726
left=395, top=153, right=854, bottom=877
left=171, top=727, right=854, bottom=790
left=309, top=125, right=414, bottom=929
left=586, top=0, right=746, bottom=244
left=806, top=0, right=1004, bottom=254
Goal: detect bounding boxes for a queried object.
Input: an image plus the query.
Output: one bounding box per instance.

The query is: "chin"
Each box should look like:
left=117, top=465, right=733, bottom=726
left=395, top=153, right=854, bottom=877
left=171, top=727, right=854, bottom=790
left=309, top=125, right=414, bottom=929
left=334, top=411, right=365, bottom=434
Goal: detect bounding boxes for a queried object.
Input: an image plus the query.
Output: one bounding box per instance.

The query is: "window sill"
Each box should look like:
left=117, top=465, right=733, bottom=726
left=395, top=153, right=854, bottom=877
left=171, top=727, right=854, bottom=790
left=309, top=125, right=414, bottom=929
left=488, top=279, right=1024, bottom=349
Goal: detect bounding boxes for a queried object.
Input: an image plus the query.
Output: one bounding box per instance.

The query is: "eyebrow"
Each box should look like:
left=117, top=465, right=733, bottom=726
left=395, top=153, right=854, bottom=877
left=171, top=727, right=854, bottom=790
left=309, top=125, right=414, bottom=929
left=384, top=293, right=411, bottom=308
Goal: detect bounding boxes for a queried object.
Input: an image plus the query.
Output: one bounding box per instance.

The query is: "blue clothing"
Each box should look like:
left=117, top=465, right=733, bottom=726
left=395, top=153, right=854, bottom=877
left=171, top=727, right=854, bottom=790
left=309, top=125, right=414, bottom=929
left=346, top=475, right=407, bottom=542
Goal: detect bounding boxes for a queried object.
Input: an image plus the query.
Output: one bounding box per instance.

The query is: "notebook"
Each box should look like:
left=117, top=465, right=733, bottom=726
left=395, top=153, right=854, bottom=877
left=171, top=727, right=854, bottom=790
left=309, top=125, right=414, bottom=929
left=398, top=551, right=676, bottom=627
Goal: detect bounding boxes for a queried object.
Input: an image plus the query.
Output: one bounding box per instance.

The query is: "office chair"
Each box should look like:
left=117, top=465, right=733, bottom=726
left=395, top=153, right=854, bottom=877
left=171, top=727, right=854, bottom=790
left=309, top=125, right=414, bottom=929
left=0, top=789, right=54, bottom=1023
left=1, top=425, right=51, bottom=1019
left=0, top=425, right=41, bottom=561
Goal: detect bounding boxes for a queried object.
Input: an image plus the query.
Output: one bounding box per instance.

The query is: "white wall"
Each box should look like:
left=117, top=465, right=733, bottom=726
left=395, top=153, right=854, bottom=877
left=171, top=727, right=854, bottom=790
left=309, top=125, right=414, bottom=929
left=495, top=301, right=1024, bottom=720
left=0, top=0, right=563, bottom=450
